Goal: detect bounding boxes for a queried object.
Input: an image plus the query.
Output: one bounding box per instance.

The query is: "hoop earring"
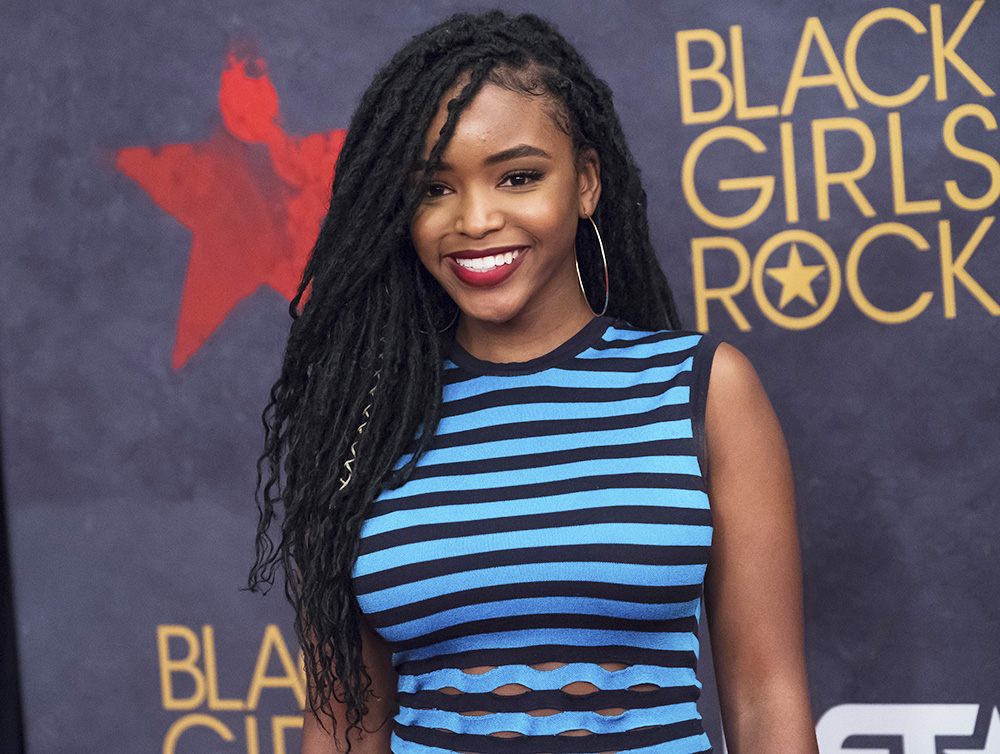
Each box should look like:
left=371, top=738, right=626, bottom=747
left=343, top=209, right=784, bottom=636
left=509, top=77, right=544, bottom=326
left=438, top=309, right=459, bottom=333
left=418, top=308, right=459, bottom=334
left=576, top=215, right=609, bottom=317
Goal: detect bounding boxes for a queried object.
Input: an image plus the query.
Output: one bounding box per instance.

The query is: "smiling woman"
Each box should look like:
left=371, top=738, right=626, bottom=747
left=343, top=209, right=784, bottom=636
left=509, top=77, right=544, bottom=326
left=248, top=10, right=819, bottom=754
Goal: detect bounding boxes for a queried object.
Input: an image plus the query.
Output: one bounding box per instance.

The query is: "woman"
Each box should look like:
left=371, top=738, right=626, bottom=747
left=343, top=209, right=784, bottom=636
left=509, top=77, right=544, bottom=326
left=250, top=10, right=818, bottom=754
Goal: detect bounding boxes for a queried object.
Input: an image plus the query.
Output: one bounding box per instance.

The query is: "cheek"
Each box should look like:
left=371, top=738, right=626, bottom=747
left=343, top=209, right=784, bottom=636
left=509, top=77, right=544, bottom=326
left=523, top=189, right=579, bottom=240
left=410, top=210, right=440, bottom=268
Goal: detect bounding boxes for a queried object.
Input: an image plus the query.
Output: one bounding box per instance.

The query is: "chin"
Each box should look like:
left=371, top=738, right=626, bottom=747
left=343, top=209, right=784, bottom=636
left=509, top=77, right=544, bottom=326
left=456, top=298, right=524, bottom=327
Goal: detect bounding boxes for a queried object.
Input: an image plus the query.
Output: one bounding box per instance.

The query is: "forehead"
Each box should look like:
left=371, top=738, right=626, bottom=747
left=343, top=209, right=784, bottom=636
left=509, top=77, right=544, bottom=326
left=424, top=83, right=572, bottom=161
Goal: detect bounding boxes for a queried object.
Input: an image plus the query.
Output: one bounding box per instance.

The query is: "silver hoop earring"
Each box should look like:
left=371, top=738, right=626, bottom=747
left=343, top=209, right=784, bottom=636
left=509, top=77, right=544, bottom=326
left=417, top=308, right=459, bottom=335
left=576, top=215, right=609, bottom=317
left=438, top=309, right=459, bottom=333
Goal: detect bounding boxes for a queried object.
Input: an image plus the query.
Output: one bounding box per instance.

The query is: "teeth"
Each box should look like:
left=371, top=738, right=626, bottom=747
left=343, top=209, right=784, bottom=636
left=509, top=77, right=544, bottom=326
left=456, top=249, right=520, bottom=272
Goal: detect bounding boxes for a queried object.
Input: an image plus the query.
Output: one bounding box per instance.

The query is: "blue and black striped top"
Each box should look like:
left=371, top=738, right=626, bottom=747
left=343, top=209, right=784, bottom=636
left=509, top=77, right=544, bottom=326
left=354, top=317, right=718, bottom=754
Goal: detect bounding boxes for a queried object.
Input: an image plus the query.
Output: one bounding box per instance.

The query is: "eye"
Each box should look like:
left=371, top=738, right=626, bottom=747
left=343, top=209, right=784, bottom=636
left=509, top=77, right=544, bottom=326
left=500, top=170, right=544, bottom=188
left=423, top=181, right=452, bottom=199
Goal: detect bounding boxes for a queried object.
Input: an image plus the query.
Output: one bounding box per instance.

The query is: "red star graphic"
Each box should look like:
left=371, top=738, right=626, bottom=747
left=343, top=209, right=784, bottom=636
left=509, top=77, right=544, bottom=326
left=116, top=51, right=346, bottom=368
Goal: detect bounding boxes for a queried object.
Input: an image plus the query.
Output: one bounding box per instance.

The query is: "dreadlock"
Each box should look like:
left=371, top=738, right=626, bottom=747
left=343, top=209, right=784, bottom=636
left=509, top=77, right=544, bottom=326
left=248, top=8, right=682, bottom=741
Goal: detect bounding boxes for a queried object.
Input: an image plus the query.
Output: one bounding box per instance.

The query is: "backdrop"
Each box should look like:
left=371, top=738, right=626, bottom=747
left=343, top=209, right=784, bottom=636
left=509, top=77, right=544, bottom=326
left=2, top=1, right=997, bottom=752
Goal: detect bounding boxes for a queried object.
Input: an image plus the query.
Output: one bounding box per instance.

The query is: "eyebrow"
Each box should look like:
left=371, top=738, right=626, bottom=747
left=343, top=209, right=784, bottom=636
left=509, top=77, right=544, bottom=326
left=417, top=144, right=552, bottom=173
left=483, top=144, right=552, bottom=165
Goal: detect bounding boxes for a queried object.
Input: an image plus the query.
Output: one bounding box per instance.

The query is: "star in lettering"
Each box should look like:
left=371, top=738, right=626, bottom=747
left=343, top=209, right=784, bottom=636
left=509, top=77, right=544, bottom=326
left=765, top=243, right=826, bottom=309
left=116, top=51, right=346, bottom=368
left=944, top=707, right=1000, bottom=754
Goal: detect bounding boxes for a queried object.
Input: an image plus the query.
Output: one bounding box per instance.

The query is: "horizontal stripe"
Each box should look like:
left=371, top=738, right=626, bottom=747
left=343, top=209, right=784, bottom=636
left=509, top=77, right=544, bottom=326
left=441, top=330, right=700, bottom=380
left=389, top=730, right=713, bottom=754
left=395, top=717, right=706, bottom=754
left=437, top=385, right=691, bottom=433
left=381, top=596, right=702, bottom=642
left=429, top=401, right=690, bottom=449
left=355, top=522, right=711, bottom=577
left=583, top=331, right=702, bottom=358
left=374, top=471, right=706, bottom=511
left=367, top=582, right=704, bottom=628
left=443, top=356, right=693, bottom=395
left=395, top=645, right=699, bottom=678
left=362, top=504, right=710, bottom=553
left=385, top=612, right=699, bottom=651
left=356, top=558, right=709, bottom=612
left=395, top=700, right=701, bottom=736
left=629, top=735, right=713, bottom=754
left=399, top=627, right=699, bottom=663
left=441, top=330, right=697, bottom=381
left=401, top=688, right=700, bottom=714
left=398, top=663, right=699, bottom=695
left=362, top=488, right=709, bottom=538
left=556, top=350, right=697, bottom=372
left=408, top=435, right=695, bottom=481
left=380, top=455, right=700, bottom=499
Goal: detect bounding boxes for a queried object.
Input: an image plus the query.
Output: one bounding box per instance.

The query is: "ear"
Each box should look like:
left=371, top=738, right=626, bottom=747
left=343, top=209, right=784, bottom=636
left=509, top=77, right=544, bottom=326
left=576, top=148, right=601, bottom=218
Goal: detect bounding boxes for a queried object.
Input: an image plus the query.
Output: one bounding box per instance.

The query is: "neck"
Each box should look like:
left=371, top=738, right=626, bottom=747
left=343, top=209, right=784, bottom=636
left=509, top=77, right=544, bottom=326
left=456, top=291, right=595, bottom=364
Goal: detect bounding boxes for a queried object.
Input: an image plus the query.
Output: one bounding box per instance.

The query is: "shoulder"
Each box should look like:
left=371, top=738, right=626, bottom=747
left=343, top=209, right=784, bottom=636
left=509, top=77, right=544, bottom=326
left=703, top=342, right=789, bottom=484
left=707, top=342, right=767, bottom=405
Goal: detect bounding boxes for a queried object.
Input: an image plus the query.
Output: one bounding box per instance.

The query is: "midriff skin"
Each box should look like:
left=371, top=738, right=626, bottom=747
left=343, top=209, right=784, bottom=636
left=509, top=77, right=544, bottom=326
left=441, top=661, right=658, bottom=734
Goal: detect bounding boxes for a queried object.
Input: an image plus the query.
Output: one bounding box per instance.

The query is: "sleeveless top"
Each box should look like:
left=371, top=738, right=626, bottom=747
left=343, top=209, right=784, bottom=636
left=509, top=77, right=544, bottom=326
left=353, top=317, right=719, bottom=754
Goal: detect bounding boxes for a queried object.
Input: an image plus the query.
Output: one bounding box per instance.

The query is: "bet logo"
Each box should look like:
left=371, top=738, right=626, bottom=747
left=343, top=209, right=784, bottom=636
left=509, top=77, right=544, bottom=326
left=715, top=704, right=999, bottom=754
left=815, top=703, right=1000, bottom=754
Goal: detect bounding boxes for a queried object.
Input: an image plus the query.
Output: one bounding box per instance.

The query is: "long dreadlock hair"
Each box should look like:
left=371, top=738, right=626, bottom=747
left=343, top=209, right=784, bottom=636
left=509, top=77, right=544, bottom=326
left=249, top=9, right=682, bottom=739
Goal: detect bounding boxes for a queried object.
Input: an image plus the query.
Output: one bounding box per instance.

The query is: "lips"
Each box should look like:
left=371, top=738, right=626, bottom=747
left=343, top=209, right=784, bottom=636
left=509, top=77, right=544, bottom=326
left=448, top=246, right=526, bottom=287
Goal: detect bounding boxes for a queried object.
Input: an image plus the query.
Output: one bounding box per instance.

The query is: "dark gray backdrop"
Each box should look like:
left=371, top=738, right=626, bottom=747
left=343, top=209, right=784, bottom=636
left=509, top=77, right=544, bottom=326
left=2, top=1, right=997, bottom=752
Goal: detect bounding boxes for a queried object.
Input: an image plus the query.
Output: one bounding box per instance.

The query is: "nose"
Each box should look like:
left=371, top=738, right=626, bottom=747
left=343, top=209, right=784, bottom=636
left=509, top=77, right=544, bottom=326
left=454, top=187, right=503, bottom=238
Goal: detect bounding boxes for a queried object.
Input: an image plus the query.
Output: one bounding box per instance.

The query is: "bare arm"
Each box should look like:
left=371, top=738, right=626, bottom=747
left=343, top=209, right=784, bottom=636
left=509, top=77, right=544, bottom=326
left=703, top=343, right=818, bottom=754
left=302, top=617, right=398, bottom=754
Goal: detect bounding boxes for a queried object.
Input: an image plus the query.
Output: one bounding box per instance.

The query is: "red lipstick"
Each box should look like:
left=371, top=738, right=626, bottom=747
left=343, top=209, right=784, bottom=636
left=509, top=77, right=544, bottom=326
left=448, top=246, right=526, bottom=287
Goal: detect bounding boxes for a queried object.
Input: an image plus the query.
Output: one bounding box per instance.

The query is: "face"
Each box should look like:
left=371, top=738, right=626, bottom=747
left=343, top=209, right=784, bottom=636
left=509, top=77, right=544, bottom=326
left=410, top=82, right=601, bottom=334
